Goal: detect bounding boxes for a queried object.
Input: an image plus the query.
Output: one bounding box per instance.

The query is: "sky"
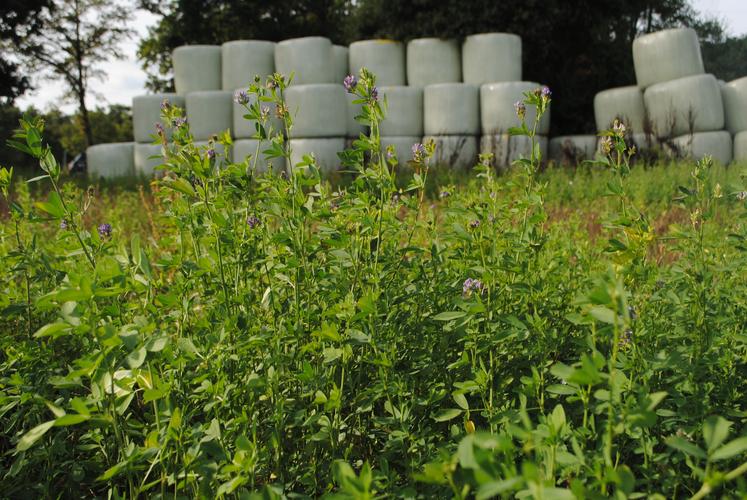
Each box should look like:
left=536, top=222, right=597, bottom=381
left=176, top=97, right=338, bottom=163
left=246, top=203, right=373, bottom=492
left=14, top=0, right=747, bottom=114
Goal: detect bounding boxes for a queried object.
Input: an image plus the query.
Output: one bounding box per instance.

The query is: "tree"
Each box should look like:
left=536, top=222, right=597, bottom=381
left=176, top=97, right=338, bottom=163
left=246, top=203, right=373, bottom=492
left=0, top=0, right=52, bottom=103
left=137, top=0, right=352, bottom=91
left=10, top=0, right=133, bottom=147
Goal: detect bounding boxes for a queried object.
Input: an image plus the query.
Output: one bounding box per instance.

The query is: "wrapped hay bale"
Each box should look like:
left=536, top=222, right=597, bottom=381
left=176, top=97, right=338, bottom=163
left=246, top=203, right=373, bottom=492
left=406, top=38, right=461, bottom=87
left=643, top=74, right=724, bottom=138
left=134, top=143, right=164, bottom=177
left=87, top=142, right=135, bottom=179
left=233, top=139, right=285, bottom=173
left=670, top=131, right=732, bottom=165
left=423, top=135, right=478, bottom=170
left=632, top=28, right=704, bottom=88
left=722, top=77, right=747, bottom=134
left=284, top=84, right=346, bottom=138
left=185, top=90, right=234, bottom=140
left=275, top=37, right=334, bottom=84
left=221, top=40, right=276, bottom=90
left=462, top=33, right=522, bottom=85
left=424, top=83, right=480, bottom=135
left=173, top=45, right=222, bottom=95
left=349, top=40, right=406, bottom=86
left=379, top=86, right=423, bottom=137
left=593, top=86, right=646, bottom=133
left=549, top=135, right=598, bottom=164
left=734, top=131, right=747, bottom=162
left=289, top=138, right=345, bottom=172
left=480, top=134, right=548, bottom=169
left=332, top=45, right=349, bottom=84
left=480, top=81, right=551, bottom=135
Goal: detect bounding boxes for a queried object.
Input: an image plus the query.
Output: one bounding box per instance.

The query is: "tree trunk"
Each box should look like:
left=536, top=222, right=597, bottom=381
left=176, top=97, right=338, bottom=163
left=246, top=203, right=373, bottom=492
left=78, top=87, right=94, bottom=147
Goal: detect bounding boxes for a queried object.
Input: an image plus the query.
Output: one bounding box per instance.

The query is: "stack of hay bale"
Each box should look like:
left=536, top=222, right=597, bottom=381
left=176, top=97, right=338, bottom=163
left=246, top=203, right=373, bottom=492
left=466, top=33, right=550, bottom=170
left=635, top=28, right=732, bottom=165
left=277, top=37, right=346, bottom=172
left=722, top=77, right=747, bottom=162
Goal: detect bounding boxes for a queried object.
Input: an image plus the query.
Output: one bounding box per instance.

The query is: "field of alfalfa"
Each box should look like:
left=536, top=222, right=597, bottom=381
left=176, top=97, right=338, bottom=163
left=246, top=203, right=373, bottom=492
left=1, top=73, right=747, bottom=499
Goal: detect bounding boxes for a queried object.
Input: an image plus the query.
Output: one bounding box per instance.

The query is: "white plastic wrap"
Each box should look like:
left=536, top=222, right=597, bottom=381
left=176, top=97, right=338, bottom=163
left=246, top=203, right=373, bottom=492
left=734, top=131, right=747, bottom=162
left=221, top=40, right=276, bottom=90
left=643, top=74, right=724, bottom=138
left=232, top=139, right=285, bottom=173
left=549, top=135, right=598, bottom=164
left=349, top=40, right=406, bottom=86
left=462, top=33, right=522, bottom=85
left=134, top=143, right=164, bottom=177
left=332, top=45, right=349, bottom=84
left=423, top=135, right=478, bottom=170
left=632, top=28, right=704, bottom=88
left=406, top=38, right=461, bottom=87
left=722, top=77, right=747, bottom=134
left=289, top=138, right=345, bottom=173
left=185, top=90, right=234, bottom=140
left=480, top=134, right=548, bottom=169
left=284, top=84, right=346, bottom=138
left=87, top=142, right=135, bottom=179
left=274, top=37, right=334, bottom=84
left=593, top=86, right=646, bottom=132
left=172, top=45, right=222, bottom=95
left=132, top=93, right=185, bottom=143
left=380, top=136, right=422, bottom=164
left=379, top=86, right=423, bottom=136
left=233, top=91, right=284, bottom=139
left=424, top=83, right=480, bottom=135
left=480, top=81, right=551, bottom=135
left=671, top=131, right=732, bottom=165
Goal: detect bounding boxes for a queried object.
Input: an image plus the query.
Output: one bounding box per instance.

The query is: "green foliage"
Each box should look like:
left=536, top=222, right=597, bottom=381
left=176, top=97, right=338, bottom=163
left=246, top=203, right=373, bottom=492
left=1, top=72, right=746, bottom=499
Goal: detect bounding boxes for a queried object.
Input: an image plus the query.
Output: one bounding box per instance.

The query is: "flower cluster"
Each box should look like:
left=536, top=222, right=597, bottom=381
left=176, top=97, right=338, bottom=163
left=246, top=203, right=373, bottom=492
left=160, top=99, right=170, bottom=112
left=60, top=219, right=68, bottom=230
left=97, top=223, right=112, bottom=239
left=246, top=215, right=261, bottom=229
left=514, top=100, right=526, bottom=120
left=234, top=90, right=250, bottom=105
left=462, top=278, right=484, bottom=297
left=172, top=117, right=187, bottom=128
left=412, top=143, right=427, bottom=162
left=343, top=75, right=358, bottom=93
left=469, top=219, right=480, bottom=229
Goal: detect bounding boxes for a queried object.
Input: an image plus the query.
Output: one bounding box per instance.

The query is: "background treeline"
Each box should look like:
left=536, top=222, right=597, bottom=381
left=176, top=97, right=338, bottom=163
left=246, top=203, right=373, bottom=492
left=2, top=0, right=747, bottom=170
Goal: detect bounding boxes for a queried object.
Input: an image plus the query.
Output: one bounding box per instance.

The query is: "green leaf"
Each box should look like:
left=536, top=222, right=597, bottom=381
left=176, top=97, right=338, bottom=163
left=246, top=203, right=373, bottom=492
left=710, top=436, right=747, bottom=461
left=432, top=311, right=467, bottom=321
left=589, top=306, right=616, bottom=324
left=433, top=408, right=462, bottom=422
left=34, top=322, right=71, bottom=339
left=666, top=436, right=707, bottom=459
left=17, top=420, right=55, bottom=451
left=126, top=346, right=147, bottom=369
left=54, top=414, right=90, bottom=426
left=703, top=415, right=731, bottom=452
left=452, top=392, right=469, bottom=410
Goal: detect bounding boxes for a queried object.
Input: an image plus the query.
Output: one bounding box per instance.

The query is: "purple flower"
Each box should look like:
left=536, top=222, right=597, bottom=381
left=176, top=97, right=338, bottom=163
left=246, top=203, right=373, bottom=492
left=541, top=86, right=552, bottom=99
left=469, top=219, right=480, bottom=229
left=60, top=219, right=68, bottom=230
left=343, top=74, right=358, bottom=93
left=440, top=190, right=451, bottom=199
left=98, top=223, right=112, bottom=239
left=514, top=100, right=526, bottom=119
left=246, top=215, right=260, bottom=229
left=234, top=90, right=250, bottom=105
left=412, top=143, right=426, bottom=162
left=160, top=99, right=170, bottom=111
left=370, top=86, right=378, bottom=102
left=172, top=117, right=187, bottom=128
left=155, top=122, right=165, bottom=136
left=207, top=149, right=216, bottom=160
left=462, top=278, right=484, bottom=297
